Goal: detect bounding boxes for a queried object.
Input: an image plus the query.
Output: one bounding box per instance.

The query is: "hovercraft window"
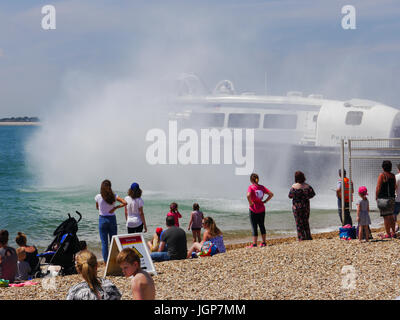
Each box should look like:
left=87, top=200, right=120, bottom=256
left=185, top=113, right=225, bottom=128
left=345, top=111, right=363, bottom=125
left=228, top=113, right=260, bottom=128
left=263, top=114, right=297, bottom=129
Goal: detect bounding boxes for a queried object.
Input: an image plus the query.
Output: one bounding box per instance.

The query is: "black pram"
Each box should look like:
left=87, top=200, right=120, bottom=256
left=36, top=211, right=82, bottom=276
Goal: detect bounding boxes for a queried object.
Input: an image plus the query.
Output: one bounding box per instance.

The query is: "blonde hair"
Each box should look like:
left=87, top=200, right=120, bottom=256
left=75, top=250, right=101, bottom=296
left=116, top=248, right=140, bottom=266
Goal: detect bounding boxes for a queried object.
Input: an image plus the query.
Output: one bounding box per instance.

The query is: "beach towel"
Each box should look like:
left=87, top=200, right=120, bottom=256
left=8, top=280, right=39, bottom=287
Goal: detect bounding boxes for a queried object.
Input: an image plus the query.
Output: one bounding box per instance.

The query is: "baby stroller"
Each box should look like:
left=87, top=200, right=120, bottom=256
left=36, top=211, right=82, bottom=277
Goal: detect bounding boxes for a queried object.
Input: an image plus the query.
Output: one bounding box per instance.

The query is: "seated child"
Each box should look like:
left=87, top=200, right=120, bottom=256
left=116, top=248, right=155, bottom=300
left=15, top=247, right=31, bottom=281
left=147, top=228, right=163, bottom=252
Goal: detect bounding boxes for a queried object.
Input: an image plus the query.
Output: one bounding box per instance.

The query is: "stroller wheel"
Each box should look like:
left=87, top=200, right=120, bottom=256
left=33, top=270, right=45, bottom=279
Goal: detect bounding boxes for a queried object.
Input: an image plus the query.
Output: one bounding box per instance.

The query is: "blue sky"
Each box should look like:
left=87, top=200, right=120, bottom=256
left=0, top=0, right=399, bottom=117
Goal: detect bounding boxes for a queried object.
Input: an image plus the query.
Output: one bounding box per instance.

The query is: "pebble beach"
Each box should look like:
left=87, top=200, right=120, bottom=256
left=1, top=227, right=400, bottom=300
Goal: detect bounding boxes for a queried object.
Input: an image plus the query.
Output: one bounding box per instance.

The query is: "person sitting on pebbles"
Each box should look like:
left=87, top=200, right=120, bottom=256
left=187, top=216, right=226, bottom=258
left=117, top=248, right=155, bottom=300
left=66, top=250, right=121, bottom=300
left=147, top=227, right=163, bottom=252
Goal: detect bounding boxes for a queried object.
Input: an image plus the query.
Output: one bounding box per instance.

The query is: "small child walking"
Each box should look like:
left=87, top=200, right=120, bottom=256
left=188, top=203, right=204, bottom=243
left=167, top=202, right=182, bottom=227
left=357, top=186, right=371, bottom=242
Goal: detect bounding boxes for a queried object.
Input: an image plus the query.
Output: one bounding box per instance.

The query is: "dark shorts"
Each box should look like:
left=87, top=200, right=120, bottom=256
left=191, top=227, right=201, bottom=231
left=127, top=224, right=143, bottom=233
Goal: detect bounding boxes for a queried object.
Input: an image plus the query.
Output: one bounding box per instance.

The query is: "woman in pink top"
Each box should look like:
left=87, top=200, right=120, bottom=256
left=246, top=173, right=274, bottom=248
left=167, top=202, right=182, bottom=227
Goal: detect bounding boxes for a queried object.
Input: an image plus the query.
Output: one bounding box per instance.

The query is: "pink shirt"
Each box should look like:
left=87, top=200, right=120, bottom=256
left=247, top=184, right=270, bottom=213
left=167, top=211, right=182, bottom=227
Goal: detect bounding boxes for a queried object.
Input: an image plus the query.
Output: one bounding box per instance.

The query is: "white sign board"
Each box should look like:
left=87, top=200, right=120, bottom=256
left=104, top=233, right=157, bottom=277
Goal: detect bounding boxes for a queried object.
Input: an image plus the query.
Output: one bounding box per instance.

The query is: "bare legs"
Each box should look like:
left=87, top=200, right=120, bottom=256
left=187, top=242, right=202, bottom=258
left=384, top=215, right=396, bottom=237
left=192, top=230, right=201, bottom=243
left=358, top=225, right=370, bottom=242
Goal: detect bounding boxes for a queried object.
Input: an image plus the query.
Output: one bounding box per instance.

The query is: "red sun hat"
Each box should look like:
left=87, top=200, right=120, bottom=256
left=358, top=186, right=368, bottom=195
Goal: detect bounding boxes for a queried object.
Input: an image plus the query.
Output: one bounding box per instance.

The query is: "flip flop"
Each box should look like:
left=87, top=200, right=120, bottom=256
left=246, top=243, right=257, bottom=248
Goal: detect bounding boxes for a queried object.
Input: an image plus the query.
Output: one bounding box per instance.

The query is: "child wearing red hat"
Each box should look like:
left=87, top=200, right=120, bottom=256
left=357, top=186, right=371, bottom=242
left=147, top=228, right=163, bottom=252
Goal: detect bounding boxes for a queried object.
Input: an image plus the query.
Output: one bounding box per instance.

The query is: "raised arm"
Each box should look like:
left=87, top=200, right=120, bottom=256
left=110, top=196, right=127, bottom=213
left=263, top=190, right=274, bottom=203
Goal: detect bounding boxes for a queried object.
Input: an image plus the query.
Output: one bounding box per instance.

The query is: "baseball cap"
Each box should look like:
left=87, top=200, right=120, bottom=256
left=156, top=227, right=163, bottom=235
left=130, top=182, right=139, bottom=191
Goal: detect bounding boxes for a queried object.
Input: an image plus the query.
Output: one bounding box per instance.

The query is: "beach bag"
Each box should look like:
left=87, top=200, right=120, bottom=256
left=339, top=225, right=356, bottom=240
left=198, top=241, right=219, bottom=257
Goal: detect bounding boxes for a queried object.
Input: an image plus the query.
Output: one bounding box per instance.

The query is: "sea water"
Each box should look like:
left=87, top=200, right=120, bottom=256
left=0, top=126, right=382, bottom=257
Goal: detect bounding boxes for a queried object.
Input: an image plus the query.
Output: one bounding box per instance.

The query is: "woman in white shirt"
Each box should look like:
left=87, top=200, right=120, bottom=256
left=95, top=179, right=127, bottom=263
left=124, top=182, right=147, bottom=234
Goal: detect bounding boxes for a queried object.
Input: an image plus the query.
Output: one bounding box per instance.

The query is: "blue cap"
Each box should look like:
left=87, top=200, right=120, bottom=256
left=130, top=182, right=139, bottom=191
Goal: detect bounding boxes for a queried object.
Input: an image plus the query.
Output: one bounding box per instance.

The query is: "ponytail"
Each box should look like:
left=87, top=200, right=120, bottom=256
left=75, top=251, right=101, bottom=298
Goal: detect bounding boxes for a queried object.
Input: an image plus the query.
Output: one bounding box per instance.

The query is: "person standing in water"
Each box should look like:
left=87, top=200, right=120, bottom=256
left=246, top=173, right=274, bottom=248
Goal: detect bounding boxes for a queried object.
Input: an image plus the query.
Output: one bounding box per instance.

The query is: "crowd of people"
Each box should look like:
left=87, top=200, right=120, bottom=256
left=1, top=159, right=400, bottom=300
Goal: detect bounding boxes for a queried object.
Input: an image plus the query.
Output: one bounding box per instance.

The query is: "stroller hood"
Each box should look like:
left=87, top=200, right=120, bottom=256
left=53, top=211, right=82, bottom=236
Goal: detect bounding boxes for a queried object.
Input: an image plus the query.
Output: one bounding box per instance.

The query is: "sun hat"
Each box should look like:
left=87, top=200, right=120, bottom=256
left=358, top=186, right=368, bottom=196
left=130, top=182, right=139, bottom=191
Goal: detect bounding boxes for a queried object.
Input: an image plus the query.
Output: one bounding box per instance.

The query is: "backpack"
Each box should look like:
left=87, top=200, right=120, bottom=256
left=339, top=225, right=356, bottom=240
left=198, top=241, right=219, bottom=257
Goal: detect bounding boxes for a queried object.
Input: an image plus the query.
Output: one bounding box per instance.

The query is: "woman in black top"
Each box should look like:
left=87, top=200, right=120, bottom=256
left=15, top=232, right=39, bottom=275
left=376, top=160, right=396, bottom=238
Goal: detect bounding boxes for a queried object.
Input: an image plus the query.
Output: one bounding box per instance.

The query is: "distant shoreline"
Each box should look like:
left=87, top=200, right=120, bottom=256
left=0, top=122, right=41, bottom=126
